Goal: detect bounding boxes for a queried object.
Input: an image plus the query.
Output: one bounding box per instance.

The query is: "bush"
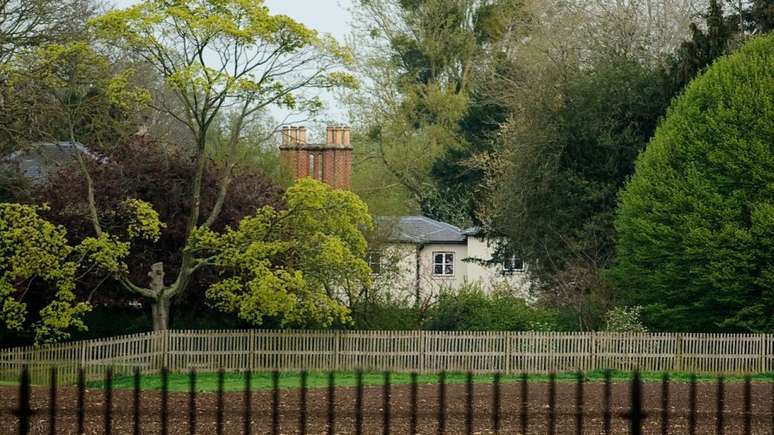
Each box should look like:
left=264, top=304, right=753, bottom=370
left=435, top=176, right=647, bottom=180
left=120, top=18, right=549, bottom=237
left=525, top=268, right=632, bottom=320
left=423, top=283, right=560, bottom=331
left=611, top=35, right=774, bottom=332
left=603, top=306, right=647, bottom=333
left=350, top=293, right=422, bottom=330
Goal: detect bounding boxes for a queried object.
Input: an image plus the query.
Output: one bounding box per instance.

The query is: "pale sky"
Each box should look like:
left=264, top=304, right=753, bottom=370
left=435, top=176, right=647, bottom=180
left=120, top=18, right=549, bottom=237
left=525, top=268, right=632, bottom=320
left=110, top=0, right=356, bottom=125
left=112, top=0, right=354, bottom=41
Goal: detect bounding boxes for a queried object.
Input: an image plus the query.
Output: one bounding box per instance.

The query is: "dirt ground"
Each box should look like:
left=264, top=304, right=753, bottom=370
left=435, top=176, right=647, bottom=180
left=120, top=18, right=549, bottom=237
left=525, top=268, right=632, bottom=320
left=1, top=381, right=772, bottom=434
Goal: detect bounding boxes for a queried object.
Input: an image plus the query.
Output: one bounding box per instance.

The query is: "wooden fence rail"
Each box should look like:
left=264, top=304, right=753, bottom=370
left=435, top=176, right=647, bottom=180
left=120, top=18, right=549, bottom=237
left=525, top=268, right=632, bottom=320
left=1, top=330, right=773, bottom=385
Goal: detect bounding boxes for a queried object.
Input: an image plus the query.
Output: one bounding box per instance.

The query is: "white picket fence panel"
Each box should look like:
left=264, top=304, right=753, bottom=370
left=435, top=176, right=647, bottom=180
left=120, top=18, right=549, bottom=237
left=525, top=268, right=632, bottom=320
left=1, top=330, right=772, bottom=385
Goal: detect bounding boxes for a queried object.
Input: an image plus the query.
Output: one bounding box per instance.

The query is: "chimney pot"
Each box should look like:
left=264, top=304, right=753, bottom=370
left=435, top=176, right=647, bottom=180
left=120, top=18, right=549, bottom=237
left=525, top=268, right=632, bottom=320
left=326, top=126, right=335, bottom=145
left=281, top=126, right=289, bottom=145
left=298, top=126, right=306, bottom=144
left=342, top=127, right=350, bottom=146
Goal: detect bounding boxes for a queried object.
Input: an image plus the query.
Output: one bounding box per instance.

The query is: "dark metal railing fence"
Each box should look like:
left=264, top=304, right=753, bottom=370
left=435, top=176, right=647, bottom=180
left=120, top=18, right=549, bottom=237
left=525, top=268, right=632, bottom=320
left=5, top=367, right=774, bottom=434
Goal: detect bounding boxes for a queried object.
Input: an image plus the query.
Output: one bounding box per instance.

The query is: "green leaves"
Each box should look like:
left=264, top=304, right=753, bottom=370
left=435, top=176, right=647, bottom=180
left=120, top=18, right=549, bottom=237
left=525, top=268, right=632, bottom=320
left=90, top=0, right=350, bottom=138
left=190, top=178, right=372, bottom=328
left=2, top=41, right=147, bottom=149
left=123, top=199, right=166, bottom=242
left=612, top=35, right=774, bottom=332
left=0, top=203, right=91, bottom=343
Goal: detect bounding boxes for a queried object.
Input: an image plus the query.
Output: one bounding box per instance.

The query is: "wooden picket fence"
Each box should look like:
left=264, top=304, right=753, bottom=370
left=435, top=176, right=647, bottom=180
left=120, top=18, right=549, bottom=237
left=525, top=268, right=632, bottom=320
left=1, top=330, right=773, bottom=385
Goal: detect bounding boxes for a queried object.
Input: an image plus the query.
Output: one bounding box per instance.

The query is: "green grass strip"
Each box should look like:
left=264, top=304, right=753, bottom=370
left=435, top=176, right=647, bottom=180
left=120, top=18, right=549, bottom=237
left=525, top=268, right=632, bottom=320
left=86, top=370, right=774, bottom=392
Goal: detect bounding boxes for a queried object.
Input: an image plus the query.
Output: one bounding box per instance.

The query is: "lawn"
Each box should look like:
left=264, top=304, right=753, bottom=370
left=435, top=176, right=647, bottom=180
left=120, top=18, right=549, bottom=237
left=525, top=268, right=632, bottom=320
left=87, top=370, right=774, bottom=392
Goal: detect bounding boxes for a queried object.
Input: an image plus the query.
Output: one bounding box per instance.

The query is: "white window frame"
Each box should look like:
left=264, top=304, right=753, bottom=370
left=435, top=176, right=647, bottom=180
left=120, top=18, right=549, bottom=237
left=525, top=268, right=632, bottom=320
left=366, top=250, right=382, bottom=275
left=502, top=255, right=525, bottom=275
left=432, top=251, right=455, bottom=277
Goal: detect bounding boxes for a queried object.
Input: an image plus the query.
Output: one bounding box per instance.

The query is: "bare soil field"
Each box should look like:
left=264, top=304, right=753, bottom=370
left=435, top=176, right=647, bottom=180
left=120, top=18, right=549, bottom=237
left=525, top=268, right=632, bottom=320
left=1, top=381, right=772, bottom=434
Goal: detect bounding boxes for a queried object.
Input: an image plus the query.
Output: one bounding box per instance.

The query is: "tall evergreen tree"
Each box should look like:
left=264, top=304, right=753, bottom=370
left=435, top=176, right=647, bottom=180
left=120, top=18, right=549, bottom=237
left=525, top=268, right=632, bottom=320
left=612, top=34, right=774, bottom=332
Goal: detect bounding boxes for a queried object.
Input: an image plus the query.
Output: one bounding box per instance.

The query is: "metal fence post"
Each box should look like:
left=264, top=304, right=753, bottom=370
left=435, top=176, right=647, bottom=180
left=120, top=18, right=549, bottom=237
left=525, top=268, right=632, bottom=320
left=163, top=330, right=170, bottom=370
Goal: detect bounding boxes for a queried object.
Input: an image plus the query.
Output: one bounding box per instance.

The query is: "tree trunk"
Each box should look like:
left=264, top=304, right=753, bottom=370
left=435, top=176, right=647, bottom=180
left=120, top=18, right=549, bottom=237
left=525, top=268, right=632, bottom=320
left=148, top=262, right=169, bottom=331
left=151, top=297, right=170, bottom=330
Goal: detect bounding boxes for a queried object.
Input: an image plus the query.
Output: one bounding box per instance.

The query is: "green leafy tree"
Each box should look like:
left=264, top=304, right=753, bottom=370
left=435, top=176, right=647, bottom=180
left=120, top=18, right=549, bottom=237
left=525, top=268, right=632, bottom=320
left=188, top=178, right=372, bottom=327
left=611, top=34, right=774, bottom=332
left=65, top=0, right=356, bottom=330
left=0, top=203, right=155, bottom=343
left=478, top=0, right=706, bottom=329
left=348, top=0, right=523, bottom=226
left=0, top=204, right=88, bottom=343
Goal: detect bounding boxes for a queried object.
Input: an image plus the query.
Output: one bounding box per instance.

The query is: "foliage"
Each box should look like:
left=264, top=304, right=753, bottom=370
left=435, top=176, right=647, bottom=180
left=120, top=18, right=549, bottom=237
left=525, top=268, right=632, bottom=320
left=0, top=0, right=96, bottom=66
left=0, top=203, right=91, bottom=343
left=0, top=41, right=149, bottom=156
left=348, top=0, right=524, bottom=226
left=661, top=0, right=741, bottom=99
left=603, top=306, right=647, bottom=333
left=477, top=0, right=760, bottom=330
left=350, top=292, right=422, bottom=330
left=17, top=0, right=361, bottom=331
left=611, top=35, right=774, bottom=332
left=487, top=47, right=670, bottom=330
left=423, top=283, right=559, bottom=331
left=38, top=137, right=284, bottom=307
left=188, top=178, right=373, bottom=328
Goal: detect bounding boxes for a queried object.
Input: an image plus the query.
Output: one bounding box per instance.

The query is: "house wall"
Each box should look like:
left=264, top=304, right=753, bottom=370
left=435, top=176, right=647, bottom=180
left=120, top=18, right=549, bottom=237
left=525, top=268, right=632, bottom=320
left=465, top=236, right=532, bottom=298
left=372, top=242, right=469, bottom=301
left=372, top=238, right=532, bottom=302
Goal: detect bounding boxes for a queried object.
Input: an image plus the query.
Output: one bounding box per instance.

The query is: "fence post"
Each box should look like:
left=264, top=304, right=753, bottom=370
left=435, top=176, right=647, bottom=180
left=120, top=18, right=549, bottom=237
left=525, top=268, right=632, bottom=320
left=79, top=341, right=87, bottom=369
left=165, top=330, right=171, bottom=369
left=504, top=332, right=512, bottom=375
left=248, top=329, right=255, bottom=372
left=758, top=334, right=765, bottom=374
left=675, top=334, right=683, bottom=372
left=334, top=330, right=340, bottom=372
left=590, top=331, right=596, bottom=372
left=419, top=330, right=426, bottom=374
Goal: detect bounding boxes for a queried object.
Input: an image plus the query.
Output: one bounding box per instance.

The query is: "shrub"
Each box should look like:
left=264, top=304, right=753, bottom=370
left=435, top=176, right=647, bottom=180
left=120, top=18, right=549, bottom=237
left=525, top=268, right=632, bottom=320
left=603, top=306, right=647, bottom=333
left=611, top=35, right=774, bottom=332
left=350, top=293, right=422, bottom=330
left=423, top=283, right=560, bottom=331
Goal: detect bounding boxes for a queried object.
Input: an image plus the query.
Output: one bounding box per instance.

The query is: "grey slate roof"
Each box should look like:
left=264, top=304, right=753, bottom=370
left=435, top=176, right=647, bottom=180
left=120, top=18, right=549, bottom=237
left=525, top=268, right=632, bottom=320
left=2, top=141, right=105, bottom=183
left=377, top=216, right=467, bottom=244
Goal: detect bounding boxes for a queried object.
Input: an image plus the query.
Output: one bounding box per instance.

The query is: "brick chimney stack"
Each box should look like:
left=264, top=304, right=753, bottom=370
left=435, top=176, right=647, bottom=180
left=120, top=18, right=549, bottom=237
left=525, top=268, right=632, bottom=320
left=279, top=125, right=353, bottom=189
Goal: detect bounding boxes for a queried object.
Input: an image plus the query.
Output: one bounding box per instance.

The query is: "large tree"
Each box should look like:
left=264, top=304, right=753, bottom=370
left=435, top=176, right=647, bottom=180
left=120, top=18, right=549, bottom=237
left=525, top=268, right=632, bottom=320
left=611, top=34, right=774, bottom=332
left=64, top=0, right=356, bottom=330
left=348, top=0, right=523, bottom=226
left=479, top=0, right=701, bottom=329
left=37, top=136, right=284, bottom=306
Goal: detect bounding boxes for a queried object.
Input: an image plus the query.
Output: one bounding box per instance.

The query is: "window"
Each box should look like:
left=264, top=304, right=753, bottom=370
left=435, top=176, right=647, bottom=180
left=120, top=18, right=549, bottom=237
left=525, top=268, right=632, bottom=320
left=502, top=255, right=524, bottom=275
left=366, top=251, right=382, bottom=274
left=433, top=252, right=454, bottom=276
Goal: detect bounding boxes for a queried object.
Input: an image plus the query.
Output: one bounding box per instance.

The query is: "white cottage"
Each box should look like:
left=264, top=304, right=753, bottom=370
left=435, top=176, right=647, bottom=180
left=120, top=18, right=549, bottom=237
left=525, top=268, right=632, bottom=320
left=369, top=216, right=532, bottom=303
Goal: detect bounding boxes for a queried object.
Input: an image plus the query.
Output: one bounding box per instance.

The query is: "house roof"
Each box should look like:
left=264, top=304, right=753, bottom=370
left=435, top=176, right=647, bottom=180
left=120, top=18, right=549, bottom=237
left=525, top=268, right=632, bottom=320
left=4, top=141, right=105, bottom=164
left=377, top=216, right=467, bottom=244
left=2, top=141, right=106, bottom=183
